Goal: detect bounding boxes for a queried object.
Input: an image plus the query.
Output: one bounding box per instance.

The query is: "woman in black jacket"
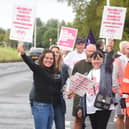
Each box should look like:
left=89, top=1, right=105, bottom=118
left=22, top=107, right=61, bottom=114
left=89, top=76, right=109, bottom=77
left=17, top=42, right=62, bottom=129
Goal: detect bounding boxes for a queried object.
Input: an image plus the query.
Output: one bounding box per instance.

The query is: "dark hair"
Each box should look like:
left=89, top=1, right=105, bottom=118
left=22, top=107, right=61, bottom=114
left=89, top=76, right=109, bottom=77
left=96, top=39, right=104, bottom=49
left=38, top=49, right=56, bottom=73
left=76, top=37, right=86, bottom=44
left=90, top=51, right=104, bottom=60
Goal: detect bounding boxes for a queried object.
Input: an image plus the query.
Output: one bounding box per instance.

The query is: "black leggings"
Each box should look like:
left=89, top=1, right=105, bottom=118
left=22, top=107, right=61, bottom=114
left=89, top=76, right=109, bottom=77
left=88, top=110, right=112, bottom=129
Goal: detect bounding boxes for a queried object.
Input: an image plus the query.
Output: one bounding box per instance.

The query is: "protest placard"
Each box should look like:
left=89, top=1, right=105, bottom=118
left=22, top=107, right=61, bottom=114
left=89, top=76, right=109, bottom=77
left=69, top=72, right=96, bottom=96
left=99, top=6, right=126, bottom=40
left=10, top=0, right=36, bottom=43
left=57, top=26, right=78, bottom=51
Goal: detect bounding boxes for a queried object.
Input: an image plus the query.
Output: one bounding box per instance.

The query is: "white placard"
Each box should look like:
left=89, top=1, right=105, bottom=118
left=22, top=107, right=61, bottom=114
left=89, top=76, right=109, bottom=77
left=99, top=6, right=126, bottom=40
left=10, top=0, right=36, bottom=43
left=69, top=72, right=96, bottom=96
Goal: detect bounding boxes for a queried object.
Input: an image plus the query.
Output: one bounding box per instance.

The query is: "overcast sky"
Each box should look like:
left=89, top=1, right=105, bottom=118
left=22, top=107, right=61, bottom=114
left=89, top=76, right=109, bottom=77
left=0, top=0, right=75, bottom=29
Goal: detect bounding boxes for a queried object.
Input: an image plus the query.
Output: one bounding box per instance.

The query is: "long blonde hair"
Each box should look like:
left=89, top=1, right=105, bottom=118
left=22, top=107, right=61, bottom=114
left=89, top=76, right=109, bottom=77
left=49, top=45, right=63, bottom=72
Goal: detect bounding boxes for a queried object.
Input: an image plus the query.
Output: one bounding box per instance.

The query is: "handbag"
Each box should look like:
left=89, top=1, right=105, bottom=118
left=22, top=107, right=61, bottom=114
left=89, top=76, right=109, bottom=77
left=94, top=92, right=112, bottom=110
left=94, top=52, right=113, bottom=110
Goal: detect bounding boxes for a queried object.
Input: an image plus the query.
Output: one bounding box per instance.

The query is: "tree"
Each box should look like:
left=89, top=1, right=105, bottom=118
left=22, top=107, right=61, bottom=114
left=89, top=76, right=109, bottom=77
left=0, top=18, right=65, bottom=49
left=0, top=28, right=6, bottom=46
left=58, top=0, right=101, bottom=38
left=35, top=19, right=47, bottom=47
left=36, top=18, right=61, bottom=48
left=43, top=28, right=57, bottom=48
left=57, top=0, right=129, bottom=51
left=46, top=19, right=58, bottom=28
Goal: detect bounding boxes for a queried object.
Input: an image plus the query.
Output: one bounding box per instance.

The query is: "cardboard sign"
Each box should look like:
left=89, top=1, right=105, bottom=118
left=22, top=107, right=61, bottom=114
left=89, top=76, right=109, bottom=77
left=10, top=0, right=36, bottom=43
left=69, top=72, right=96, bottom=96
left=99, top=6, right=126, bottom=40
left=57, top=26, right=78, bottom=51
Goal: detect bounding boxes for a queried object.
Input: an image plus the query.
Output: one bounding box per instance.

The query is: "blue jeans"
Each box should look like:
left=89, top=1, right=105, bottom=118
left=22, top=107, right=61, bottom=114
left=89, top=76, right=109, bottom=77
left=31, top=101, right=54, bottom=129
left=53, top=96, right=66, bottom=129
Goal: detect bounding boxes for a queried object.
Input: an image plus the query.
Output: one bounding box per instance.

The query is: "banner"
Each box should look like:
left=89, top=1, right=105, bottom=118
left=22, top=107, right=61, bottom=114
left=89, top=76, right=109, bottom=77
left=99, top=6, right=126, bottom=40
left=10, top=0, right=36, bottom=43
left=57, top=26, right=78, bottom=51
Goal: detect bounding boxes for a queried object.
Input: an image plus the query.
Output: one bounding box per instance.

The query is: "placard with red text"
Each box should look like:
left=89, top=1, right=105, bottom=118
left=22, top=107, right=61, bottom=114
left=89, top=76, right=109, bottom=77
left=99, top=6, right=126, bottom=40
left=10, top=0, right=36, bottom=43
left=69, top=72, right=96, bottom=96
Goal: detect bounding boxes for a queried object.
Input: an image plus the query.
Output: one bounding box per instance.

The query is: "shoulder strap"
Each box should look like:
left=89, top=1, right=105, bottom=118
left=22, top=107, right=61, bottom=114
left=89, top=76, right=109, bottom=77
left=99, top=64, right=113, bottom=96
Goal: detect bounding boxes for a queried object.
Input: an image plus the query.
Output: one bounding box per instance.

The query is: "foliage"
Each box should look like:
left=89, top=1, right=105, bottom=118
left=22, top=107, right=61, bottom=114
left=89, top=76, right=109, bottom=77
left=58, top=0, right=129, bottom=51
left=43, top=27, right=58, bottom=48
left=0, top=18, right=66, bottom=49
left=0, top=47, right=21, bottom=62
left=1, top=0, right=129, bottom=51
left=35, top=18, right=66, bottom=48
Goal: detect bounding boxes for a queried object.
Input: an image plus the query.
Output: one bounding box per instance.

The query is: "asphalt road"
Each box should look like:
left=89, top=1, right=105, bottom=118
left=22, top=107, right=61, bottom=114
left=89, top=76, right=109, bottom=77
left=0, top=62, right=116, bottom=129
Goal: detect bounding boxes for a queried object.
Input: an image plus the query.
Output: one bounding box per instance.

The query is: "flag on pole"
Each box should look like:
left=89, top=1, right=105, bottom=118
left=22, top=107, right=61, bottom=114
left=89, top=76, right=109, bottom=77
left=86, top=30, right=96, bottom=46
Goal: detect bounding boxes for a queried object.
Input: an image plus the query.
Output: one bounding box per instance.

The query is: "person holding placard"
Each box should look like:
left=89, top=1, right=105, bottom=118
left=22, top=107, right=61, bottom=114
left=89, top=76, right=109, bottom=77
left=64, top=37, right=86, bottom=74
left=71, top=44, right=96, bottom=129
left=17, top=42, right=62, bottom=129
left=71, top=50, right=114, bottom=129
left=85, top=51, right=114, bottom=129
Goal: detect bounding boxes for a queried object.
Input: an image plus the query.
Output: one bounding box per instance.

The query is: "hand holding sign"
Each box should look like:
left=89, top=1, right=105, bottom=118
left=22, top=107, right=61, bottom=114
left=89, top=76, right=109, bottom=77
left=17, top=41, right=25, bottom=55
left=68, top=72, right=96, bottom=97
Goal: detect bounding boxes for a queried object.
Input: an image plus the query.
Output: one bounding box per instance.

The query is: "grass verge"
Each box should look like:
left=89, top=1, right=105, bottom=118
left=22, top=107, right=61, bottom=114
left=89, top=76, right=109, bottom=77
left=0, top=47, right=22, bottom=62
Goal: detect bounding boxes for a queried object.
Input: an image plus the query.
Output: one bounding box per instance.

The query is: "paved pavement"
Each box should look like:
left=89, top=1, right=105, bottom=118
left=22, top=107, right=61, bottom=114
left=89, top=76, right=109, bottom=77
left=0, top=62, right=29, bottom=76
left=0, top=62, right=117, bottom=129
left=65, top=99, right=116, bottom=129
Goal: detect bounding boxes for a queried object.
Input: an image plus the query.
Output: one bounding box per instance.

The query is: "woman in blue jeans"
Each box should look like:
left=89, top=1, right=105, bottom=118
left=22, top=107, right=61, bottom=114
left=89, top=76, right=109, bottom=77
left=17, top=42, right=62, bottom=129
left=50, top=45, right=69, bottom=129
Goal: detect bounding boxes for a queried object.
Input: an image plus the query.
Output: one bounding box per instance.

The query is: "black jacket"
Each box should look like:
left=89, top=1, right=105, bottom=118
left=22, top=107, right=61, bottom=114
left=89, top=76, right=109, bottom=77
left=22, top=54, right=62, bottom=104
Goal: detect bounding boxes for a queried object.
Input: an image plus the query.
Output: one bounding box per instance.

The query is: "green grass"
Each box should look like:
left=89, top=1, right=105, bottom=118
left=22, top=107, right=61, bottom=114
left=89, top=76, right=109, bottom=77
left=0, top=47, right=22, bottom=62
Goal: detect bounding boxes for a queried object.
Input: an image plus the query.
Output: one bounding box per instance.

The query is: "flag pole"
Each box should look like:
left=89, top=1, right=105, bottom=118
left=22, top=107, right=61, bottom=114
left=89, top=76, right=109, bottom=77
left=57, top=21, right=60, bottom=42
left=106, top=0, right=110, bottom=46
left=107, top=0, right=110, bottom=6
left=34, top=20, right=36, bottom=48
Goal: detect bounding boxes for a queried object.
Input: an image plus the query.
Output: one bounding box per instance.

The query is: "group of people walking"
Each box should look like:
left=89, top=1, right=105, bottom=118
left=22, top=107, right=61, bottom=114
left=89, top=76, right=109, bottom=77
left=17, top=37, right=129, bottom=129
